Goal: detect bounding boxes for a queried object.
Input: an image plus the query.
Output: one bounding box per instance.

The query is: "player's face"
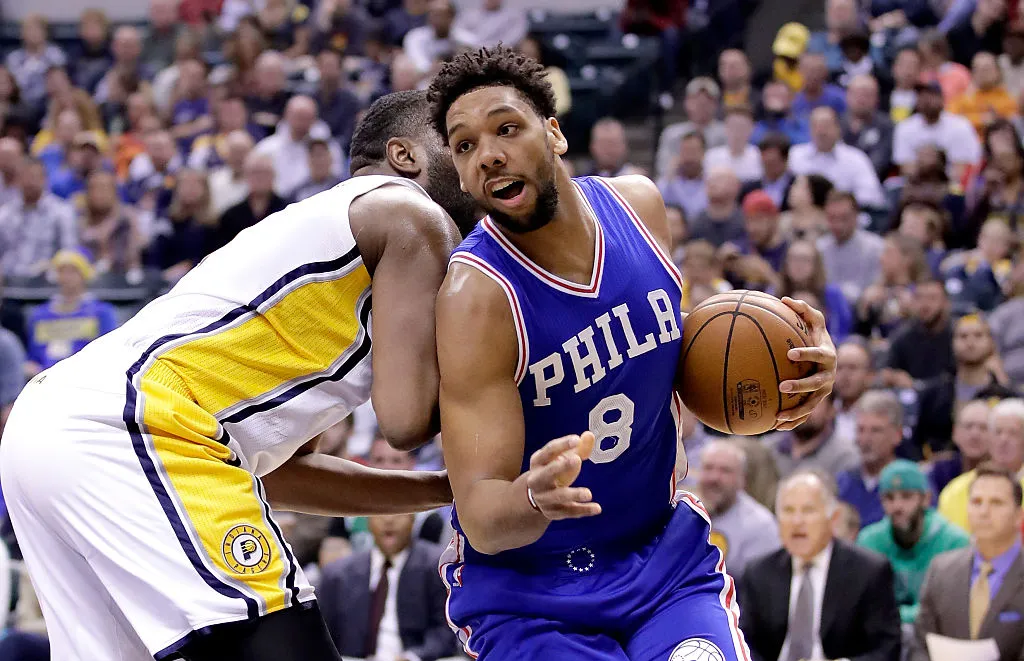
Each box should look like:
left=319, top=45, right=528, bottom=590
left=446, top=86, right=567, bottom=234
left=420, top=133, right=481, bottom=236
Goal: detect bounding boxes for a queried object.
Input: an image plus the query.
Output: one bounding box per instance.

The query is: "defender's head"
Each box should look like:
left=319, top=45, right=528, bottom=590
left=428, top=46, right=565, bottom=234
left=349, top=89, right=479, bottom=235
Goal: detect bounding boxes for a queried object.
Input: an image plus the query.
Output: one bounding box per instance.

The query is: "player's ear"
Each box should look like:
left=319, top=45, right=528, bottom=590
left=385, top=137, right=421, bottom=177
left=546, top=117, right=568, bottom=156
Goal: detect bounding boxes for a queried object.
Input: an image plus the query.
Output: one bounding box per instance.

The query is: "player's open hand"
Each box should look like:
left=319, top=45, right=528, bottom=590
left=776, top=297, right=836, bottom=432
left=526, top=433, right=602, bottom=521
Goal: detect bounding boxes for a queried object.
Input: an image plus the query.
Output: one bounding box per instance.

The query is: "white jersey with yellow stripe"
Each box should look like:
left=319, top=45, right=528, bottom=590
left=46, top=175, right=430, bottom=476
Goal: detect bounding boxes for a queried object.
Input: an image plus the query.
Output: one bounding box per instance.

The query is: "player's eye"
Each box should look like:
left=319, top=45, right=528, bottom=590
left=498, top=123, right=518, bottom=137
left=455, top=140, right=473, bottom=154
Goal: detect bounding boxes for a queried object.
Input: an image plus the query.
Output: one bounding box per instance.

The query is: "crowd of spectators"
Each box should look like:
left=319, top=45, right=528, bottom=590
left=0, top=0, right=1021, bottom=660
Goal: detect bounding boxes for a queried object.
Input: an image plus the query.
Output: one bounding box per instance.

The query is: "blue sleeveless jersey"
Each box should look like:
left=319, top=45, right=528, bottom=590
left=450, top=176, right=685, bottom=566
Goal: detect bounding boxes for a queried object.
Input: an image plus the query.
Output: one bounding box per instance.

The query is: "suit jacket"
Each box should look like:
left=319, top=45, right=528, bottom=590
left=912, top=547, right=1024, bottom=661
left=317, top=541, right=455, bottom=661
left=738, top=539, right=901, bottom=661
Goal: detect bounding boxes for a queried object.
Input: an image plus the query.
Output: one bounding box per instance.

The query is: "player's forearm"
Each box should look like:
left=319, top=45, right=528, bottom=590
left=262, top=453, right=452, bottom=516
left=459, top=473, right=550, bottom=555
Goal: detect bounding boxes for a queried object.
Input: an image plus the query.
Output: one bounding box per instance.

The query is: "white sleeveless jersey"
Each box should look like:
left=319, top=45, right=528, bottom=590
left=50, top=175, right=430, bottom=476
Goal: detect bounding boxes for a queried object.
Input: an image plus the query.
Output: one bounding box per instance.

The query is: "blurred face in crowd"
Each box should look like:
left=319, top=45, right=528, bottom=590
left=72, top=141, right=102, bottom=176
left=682, top=249, right=717, bottom=286
left=245, top=155, right=276, bottom=196
left=705, top=168, right=740, bottom=206
left=285, top=96, right=318, bottom=140
left=800, top=54, right=829, bottom=93
left=847, top=75, right=879, bottom=117
left=744, top=208, right=779, bottom=248
left=893, top=49, right=922, bottom=89
left=954, top=316, right=994, bottom=367
left=225, top=130, right=254, bottom=172
left=968, top=475, right=1023, bottom=549
left=835, top=343, right=872, bottom=404
left=697, top=442, right=746, bottom=516
left=317, top=50, right=343, bottom=89
left=978, top=220, right=1013, bottom=263
left=368, top=513, right=415, bottom=558
left=954, top=400, right=991, bottom=461
left=590, top=120, right=628, bottom=171
left=725, top=111, right=753, bottom=153
left=55, top=109, right=82, bottom=147
left=826, top=0, right=859, bottom=33
left=86, top=171, right=118, bottom=216
left=757, top=147, right=785, bottom=183
left=113, top=26, right=143, bottom=65
left=150, top=0, right=178, bottom=31
left=880, top=237, right=912, bottom=282
left=917, top=88, right=945, bottom=122
left=80, top=14, right=107, bottom=48
left=19, top=161, right=46, bottom=204
left=718, top=50, right=750, bottom=90
left=914, top=280, right=949, bottom=328
left=176, top=170, right=208, bottom=209
left=973, top=52, right=1002, bottom=90
left=175, top=31, right=201, bottom=63
left=45, top=67, right=72, bottom=100
left=793, top=397, right=835, bottom=442
left=177, top=60, right=206, bottom=99
left=678, top=135, right=705, bottom=179
left=990, top=410, right=1024, bottom=472
left=899, top=205, right=938, bottom=247
left=126, top=92, right=154, bottom=129
left=665, top=206, right=687, bottom=251
left=788, top=175, right=815, bottom=211
left=882, top=488, right=930, bottom=547
left=978, top=0, right=1008, bottom=23
left=810, top=108, right=841, bottom=153
left=147, top=132, right=176, bottom=171
left=55, top=263, right=87, bottom=297
left=0, top=138, right=24, bottom=180
left=989, top=130, right=1023, bottom=177
left=21, top=16, right=46, bottom=50
left=390, top=53, right=421, bottom=92
left=427, top=0, right=455, bottom=37
left=761, top=81, right=792, bottom=116
left=218, top=97, right=248, bottom=133
left=684, top=90, right=717, bottom=126
left=855, top=410, right=901, bottom=473
left=308, top=142, right=333, bottom=181
left=777, top=474, right=837, bottom=562
left=825, top=196, right=858, bottom=243
left=255, top=55, right=287, bottom=97
left=784, top=240, right=818, bottom=287
left=369, top=437, right=416, bottom=470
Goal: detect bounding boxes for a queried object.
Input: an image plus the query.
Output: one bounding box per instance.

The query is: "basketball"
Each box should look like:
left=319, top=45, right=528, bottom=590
left=678, top=291, right=817, bottom=435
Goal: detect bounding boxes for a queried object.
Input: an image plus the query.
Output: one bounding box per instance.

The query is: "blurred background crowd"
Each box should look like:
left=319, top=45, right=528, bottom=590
left=0, top=0, right=1019, bottom=659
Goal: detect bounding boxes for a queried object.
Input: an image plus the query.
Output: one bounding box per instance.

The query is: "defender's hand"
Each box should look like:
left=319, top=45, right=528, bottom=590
left=776, top=297, right=836, bottom=431
left=526, top=434, right=601, bottom=521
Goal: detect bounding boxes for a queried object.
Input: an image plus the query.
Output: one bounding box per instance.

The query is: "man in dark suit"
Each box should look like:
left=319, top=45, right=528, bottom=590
left=739, top=470, right=901, bottom=661
left=739, top=132, right=795, bottom=211
left=318, top=512, right=455, bottom=661
left=913, top=464, right=1024, bottom=661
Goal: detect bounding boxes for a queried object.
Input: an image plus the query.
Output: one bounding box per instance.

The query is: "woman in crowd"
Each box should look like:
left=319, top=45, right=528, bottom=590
left=78, top=170, right=143, bottom=278
left=776, top=239, right=855, bottom=343
left=781, top=173, right=834, bottom=241
left=31, top=67, right=107, bottom=155
left=967, top=120, right=1024, bottom=240
left=147, top=169, right=215, bottom=283
left=857, top=232, right=930, bottom=340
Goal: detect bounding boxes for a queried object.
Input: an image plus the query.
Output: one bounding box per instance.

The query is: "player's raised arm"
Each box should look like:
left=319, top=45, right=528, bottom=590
left=350, top=185, right=462, bottom=450
left=437, top=264, right=600, bottom=556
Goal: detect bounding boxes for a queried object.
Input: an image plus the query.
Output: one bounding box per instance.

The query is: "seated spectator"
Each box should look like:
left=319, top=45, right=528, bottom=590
left=33, top=93, right=105, bottom=171
left=403, top=0, right=476, bottom=74
left=883, top=278, right=956, bottom=388
left=0, top=158, right=76, bottom=279
left=168, top=59, right=213, bottom=155
left=967, top=120, right=1024, bottom=237
left=742, top=133, right=795, bottom=211
left=5, top=13, right=66, bottom=116
left=51, top=132, right=113, bottom=204
left=751, top=80, right=810, bottom=147
left=151, top=29, right=203, bottom=117
left=839, top=389, right=905, bottom=527
left=939, top=399, right=1024, bottom=531
left=704, top=106, right=762, bottom=183
left=766, top=395, right=861, bottom=478
left=0, top=137, right=24, bottom=209
left=898, top=201, right=947, bottom=277
left=1000, top=22, right=1024, bottom=98
left=945, top=219, right=1014, bottom=312
left=0, top=65, right=33, bottom=139
left=143, top=0, right=188, bottom=73
left=516, top=37, right=571, bottom=118
left=454, top=0, right=527, bottom=49
left=990, top=250, right=1024, bottom=385
left=792, top=53, right=848, bottom=122
left=679, top=240, right=732, bottom=312
left=950, top=52, right=1019, bottom=137
left=688, top=166, right=744, bottom=247
left=312, top=49, right=363, bottom=151
left=890, top=46, right=922, bottom=123
left=836, top=31, right=883, bottom=90
left=212, top=152, right=287, bottom=251
left=719, top=49, right=759, bottom=112
left=858, top=460, right=970, bottom=624
left=842, top=74, right=894, bottom=183
left=918, top=29, right=972, bottom=102
left=777, top=239, right=855, bottom=343
left=790, top=107, right=886, bottom=210
left=95, top=27, right=154, bottom=107
left=78, top=171, right=142, bottom=277
left=657, top=131, right=708, bottom=221
left=697, top=439, right=781, bottom=580
left=245, top=51, right=292, bottom=139
left=856, top=233, right=929, bottom=340
left=148, top=169, right=214, bottom=282
left=211, top=16, right=267, bottom=96
left=384, top=0, right=429, bottom=46
left=655, top=77, right=726, bottom=180
left=317, top=512, right=454, bottom=661
left=948, top=0, right=1008, bottom=66
left=312, top=0, right=373, bottom=56
left=720, top=191, right=786, bottom=291
left=580, top=118, right=644, bottom=178
left=807, top=0, right=864, bottom=78
left=293, top=137, right=345, bottom=201
left=209, top=129, right=254, bottom=216
left=25, top=248, right=117, bottom=374
left=665, top=204, right=687, bottom=265
left=188, top=95, right=252, bottom=171
left=914, top=464, right=1024, bottom=661
left=834, top=339, right=875, bottom=444
left=817, top=190, right=885, bottom=305
left=126, top=130, right=181, bottom=215
left=258, top=0, right=313, bottom=58
left=113, top=92, right=158, bottom=180
left=739, top=471, right=901, bottom=661
left=782, top=173, right=833, bottom=242
left=255, top=95, right=344, bottom=199
left=893, top=146, right=971, bottom=247
left=929, top=399, right=993, bottom=497
left=68, top=8, right=113, bottom=95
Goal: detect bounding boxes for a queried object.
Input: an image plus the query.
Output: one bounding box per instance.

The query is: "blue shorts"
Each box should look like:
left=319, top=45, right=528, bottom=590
left=439, top=492, right=752, bottom=661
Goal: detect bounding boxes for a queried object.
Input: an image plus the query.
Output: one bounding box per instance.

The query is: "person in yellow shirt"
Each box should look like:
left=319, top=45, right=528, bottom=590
left=948, top=51, right=1019, bottom=137
left=939, top=398, right=1024, bottom=530
left=772, top=23, right=810, bottom=92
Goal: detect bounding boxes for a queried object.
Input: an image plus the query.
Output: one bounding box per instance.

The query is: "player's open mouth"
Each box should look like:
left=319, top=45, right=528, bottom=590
left=488, top=179, right=526, bottom=202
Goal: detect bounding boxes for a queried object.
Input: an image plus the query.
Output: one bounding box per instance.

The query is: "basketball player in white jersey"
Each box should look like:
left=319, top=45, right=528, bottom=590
left=0, top=90, right=478, bottom=661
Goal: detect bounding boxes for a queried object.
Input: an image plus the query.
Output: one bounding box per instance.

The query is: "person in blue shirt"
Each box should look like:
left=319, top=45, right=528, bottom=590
left=25, top=247, right=118, bottom=374
left=792, top=52, right=847, bottom=122
left=751, top=80, right=811, bottom=147
left=838, top=389, right=905, bottom=528
left=169, top=59, right=213, bottom=155
left=49, top=131, right=117, bottom=201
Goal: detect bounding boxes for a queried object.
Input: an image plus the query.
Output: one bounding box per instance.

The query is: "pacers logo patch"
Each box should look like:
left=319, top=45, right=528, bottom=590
left=223, top=525, right=272, bottom=574
left=669, top=638, right=725, bottom=661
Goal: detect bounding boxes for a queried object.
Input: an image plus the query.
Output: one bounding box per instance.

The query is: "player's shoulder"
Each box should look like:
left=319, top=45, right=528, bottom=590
left=438, top=256, right=512, bottom=323
left=599, top=174, right=671, bottom=249
left=349, top=179, right=460, bottom=258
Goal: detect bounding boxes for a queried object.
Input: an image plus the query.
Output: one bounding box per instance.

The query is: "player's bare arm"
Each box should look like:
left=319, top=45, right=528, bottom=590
left=605, top=174, right=837, bottom=431
left=437, top=263, right=600, bottom=555
left=352, top=183, right=462, bottom=449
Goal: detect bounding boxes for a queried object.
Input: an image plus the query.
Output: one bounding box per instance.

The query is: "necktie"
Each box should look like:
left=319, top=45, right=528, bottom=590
left=970, top=561, right=993, bottom=639
left=365, top=558, right=392, bottom=657
left=788, top=563, right=815, bottom=661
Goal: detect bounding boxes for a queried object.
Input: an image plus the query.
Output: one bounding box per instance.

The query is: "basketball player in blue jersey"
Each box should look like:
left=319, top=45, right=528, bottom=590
left=427, top=47, right=838, bottom=660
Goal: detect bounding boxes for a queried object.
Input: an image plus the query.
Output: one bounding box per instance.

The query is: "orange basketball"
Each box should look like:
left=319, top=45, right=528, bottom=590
left=678, top=291, right=817, bottom=435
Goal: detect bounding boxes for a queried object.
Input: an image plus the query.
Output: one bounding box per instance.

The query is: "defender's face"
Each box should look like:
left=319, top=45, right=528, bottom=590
left=445, top=86, right=566, bottom=231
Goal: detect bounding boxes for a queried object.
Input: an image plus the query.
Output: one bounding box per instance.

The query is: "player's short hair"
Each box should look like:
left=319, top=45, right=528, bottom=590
left=349, top=90, right=431, bottom=174
left=428, top=45, right=557, bottom=139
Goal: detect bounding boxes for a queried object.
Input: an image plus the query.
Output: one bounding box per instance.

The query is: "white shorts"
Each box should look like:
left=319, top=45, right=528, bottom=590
left=0, top=373, right=314, bottom=660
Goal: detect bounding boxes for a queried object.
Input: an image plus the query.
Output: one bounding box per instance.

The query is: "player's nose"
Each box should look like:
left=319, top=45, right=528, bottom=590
left=477, top=140, right=506, bottom=171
